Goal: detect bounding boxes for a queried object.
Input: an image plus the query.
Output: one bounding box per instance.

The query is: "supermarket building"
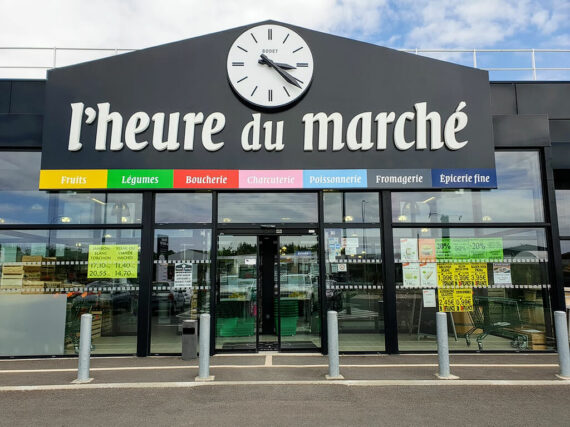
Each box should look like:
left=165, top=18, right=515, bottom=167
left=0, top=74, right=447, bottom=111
left=0, top=21, right=569, bottom=357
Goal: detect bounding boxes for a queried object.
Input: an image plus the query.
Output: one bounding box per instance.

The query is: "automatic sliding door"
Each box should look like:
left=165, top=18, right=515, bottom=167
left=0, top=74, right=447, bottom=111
left=215, top=235, right=257, bottom=351
left=278, top=235, right=320, bottom=350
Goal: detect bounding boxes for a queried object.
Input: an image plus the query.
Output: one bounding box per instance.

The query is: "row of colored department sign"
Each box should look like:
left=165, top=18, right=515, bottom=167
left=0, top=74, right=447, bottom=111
left=39, top=168, right=497, bottom=190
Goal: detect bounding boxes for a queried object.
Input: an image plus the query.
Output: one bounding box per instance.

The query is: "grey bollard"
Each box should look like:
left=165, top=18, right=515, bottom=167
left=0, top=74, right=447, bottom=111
left=436, top=312, right=457, bottom=379
left=196, top=313, right=214, bottom=381
left=74, top=313, right=93, bottom=384
left=326, top=310, right=343, bottom=379
left=554, top=311, right=570, bottom=379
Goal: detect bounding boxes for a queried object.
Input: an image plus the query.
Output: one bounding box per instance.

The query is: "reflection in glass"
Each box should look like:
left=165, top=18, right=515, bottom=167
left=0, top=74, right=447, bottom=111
left=556, top=190, right=570, bottom=236
left=0, top=229, right=141, bottom=356
left=215, top=236, right=257, bottom=350
left=393, top=228, right=552, bottom=351
left=150, top=229, right=211, bottom=353
left=155, top=193, right=212, bottom=223
left=324, top=192, right=380, bottom=223
left=392, top=151, right=544, bottom=223
left=218, top=193, right=318, bottom=223
left=325, top=228, right=383, bottom=351
left=0, top=151, right=50, bottom=224
left=279, top=235, right=321, bottom=349
left=561, top=241, right=570, bottom=287
left=50, top=193, right=143, bottom=224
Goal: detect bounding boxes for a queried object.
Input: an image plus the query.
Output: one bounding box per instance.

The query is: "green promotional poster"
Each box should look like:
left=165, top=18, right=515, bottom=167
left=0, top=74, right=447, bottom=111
left=87, top=245, right=139, bottom=278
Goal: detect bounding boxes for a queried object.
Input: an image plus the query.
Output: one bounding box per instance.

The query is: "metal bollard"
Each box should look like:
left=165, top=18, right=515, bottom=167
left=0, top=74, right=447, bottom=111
left=326, top=310, right=343, bottom=380
left=196, top=313, right=214, bottom=381
left=73, top=313, right=93, bottom=384
left=554, top=311, right=570, bottom=379
left=436, top=312, right=458, bottom=379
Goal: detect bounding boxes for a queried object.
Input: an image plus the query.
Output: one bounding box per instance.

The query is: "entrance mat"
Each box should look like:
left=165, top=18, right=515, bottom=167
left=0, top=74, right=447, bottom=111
left=280, top=341, right=319, bottom=350
left=222, top=342, right=257, bottom=350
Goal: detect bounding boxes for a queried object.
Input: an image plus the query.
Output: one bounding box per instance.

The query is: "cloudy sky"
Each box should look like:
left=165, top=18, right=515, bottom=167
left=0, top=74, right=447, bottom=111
left=1, top=0, right=569, bottom=79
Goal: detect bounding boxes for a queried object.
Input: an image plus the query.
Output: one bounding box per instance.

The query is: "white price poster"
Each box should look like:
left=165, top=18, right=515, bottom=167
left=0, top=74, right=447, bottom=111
left=493, top=263, right=512, bottom=285
left=420, top=262, right=438, bottom=288
left=174, top=262, right=193, bottom=288
left=402, top=262, right=420, bottom=287
left=400, top=238, right=418, bottom=261
left=423, top=289, right=437, bottom=308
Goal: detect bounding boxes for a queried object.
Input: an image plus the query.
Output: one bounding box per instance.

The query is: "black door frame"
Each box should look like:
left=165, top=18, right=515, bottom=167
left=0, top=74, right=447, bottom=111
left=215, top=226, right=320, bottom=353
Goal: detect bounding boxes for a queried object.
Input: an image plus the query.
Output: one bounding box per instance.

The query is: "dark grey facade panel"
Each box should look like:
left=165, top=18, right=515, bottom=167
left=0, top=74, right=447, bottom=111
left=549, top=119, right=570, bottom=143
left=552, top=142, right=570, bottom=170
left=516, top=83, right=570, bottom=119
left=0, top=81, right=10, bottom=113
left=9, top=81, right=45, bottom=114
left=0, top=114, right=44, bottom=148
left=492, top=114, right=550, bottom=147
left=489, top=83, right=517, bottom=115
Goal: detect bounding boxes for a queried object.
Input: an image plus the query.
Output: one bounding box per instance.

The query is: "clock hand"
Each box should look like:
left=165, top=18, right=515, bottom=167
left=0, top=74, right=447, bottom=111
left=259, top=54, right=302, bottom=89
left=257, top=59, right=296, bottom=70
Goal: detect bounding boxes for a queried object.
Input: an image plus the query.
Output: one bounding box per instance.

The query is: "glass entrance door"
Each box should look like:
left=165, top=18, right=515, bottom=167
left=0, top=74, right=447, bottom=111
left=278, top=235, right=320, bottom=350
left=215, top=233, right=320, bottom=351
left=215, top=235, right=258, bottom=351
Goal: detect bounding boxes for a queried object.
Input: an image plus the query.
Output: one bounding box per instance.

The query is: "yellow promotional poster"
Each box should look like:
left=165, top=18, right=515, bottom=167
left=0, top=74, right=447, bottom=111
left=438, top=288, right=474, bottom=312
left=437, top=264, right=455, bottom=287
left=87, top=245, right=139, bottom=278
left=437, top=263, right=489, bottom=288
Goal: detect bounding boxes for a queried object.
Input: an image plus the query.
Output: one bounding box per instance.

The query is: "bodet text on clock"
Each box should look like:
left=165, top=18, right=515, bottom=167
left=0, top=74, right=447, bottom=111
left=67, top=101, right=470, bottom=153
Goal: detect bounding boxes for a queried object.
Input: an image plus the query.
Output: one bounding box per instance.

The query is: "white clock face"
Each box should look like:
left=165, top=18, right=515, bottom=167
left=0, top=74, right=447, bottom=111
left=227, top=24, right=314, bottom=109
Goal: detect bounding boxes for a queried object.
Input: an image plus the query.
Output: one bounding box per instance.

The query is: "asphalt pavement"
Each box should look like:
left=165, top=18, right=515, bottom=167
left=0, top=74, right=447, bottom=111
left=1, top=353, right=569, bottom=426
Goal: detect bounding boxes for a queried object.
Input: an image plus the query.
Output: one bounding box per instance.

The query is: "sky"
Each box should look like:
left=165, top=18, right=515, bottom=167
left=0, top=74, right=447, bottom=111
left=1, top=0, right=569, bottom=80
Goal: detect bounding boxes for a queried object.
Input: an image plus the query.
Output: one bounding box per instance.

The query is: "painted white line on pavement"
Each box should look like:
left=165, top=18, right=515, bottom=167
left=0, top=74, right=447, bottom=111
left=0, top=363, right=560, bottom=374
left=1, top=379, right=569, bottom=392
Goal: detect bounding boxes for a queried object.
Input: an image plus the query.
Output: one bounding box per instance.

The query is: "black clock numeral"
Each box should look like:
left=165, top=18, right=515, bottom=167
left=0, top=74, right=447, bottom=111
left=250, top=86, right=258, bottom=96
left=282, top=33, right=290, bottom=44
left=293, top=46, right=303, bottom=53
left=237, top=76, right=248, bottom=83
left=268, top=89, right=273, bottom=102
left=237, top=45, right=248, bottom=53
left=283, top=86, right=290, bottom=97
left=296, top=62, right=308, bottom=67
left=251, top=33, right=258, bottom=43
left=232, top=62, right=244, bottom=66
left=268, top=28, right=272, bottom=40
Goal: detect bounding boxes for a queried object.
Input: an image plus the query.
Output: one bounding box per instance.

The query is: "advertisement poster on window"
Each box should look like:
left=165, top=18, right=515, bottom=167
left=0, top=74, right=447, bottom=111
left=493, top=263, right=512, bottom=285
left=400, top=238, right=418, bottom=261
left=422, top=289, right=437, bottom=308
left=87, top=245, right=138, bottom=278
left=402, top=262, right=420, bottom=287
left=418, top=239, right=436, bottom=262
left=420, top=262, right=437, bottom=288
left=438, top=288, right=473, bottom=312
left=174, top=262, right=193, bottom=289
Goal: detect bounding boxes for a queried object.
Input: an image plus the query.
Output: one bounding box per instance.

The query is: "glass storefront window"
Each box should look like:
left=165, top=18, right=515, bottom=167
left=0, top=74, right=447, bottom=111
left=218, top=192, right=318, bottom=223
left=151, top=229, right=211, bottom=353
left=393, top=227, right=552, bottom=351
left=556, top=190, right=570, bottom=236
left=324, top=192, right=380, bottom=223
left=392, top=151, right=544, bottom=223
left=324, top=228, right=383, bottom=351
left=0, top=229, right=141, bottom=356
left=155, top=193, right=212, bottom=223
left=0, top=151, right=50, bottom=224
left=562, top=241, right=570, bottom=287
left=50, top=192, right=143, bottom=224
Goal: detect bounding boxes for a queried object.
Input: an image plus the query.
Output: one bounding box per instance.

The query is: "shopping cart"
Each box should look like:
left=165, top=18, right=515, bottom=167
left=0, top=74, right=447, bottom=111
left=465, top=296, right=528, bottom=350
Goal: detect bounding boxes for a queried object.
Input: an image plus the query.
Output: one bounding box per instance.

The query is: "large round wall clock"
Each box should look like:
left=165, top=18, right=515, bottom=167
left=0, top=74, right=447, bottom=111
left=227, top=24, right=314, bottom=109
